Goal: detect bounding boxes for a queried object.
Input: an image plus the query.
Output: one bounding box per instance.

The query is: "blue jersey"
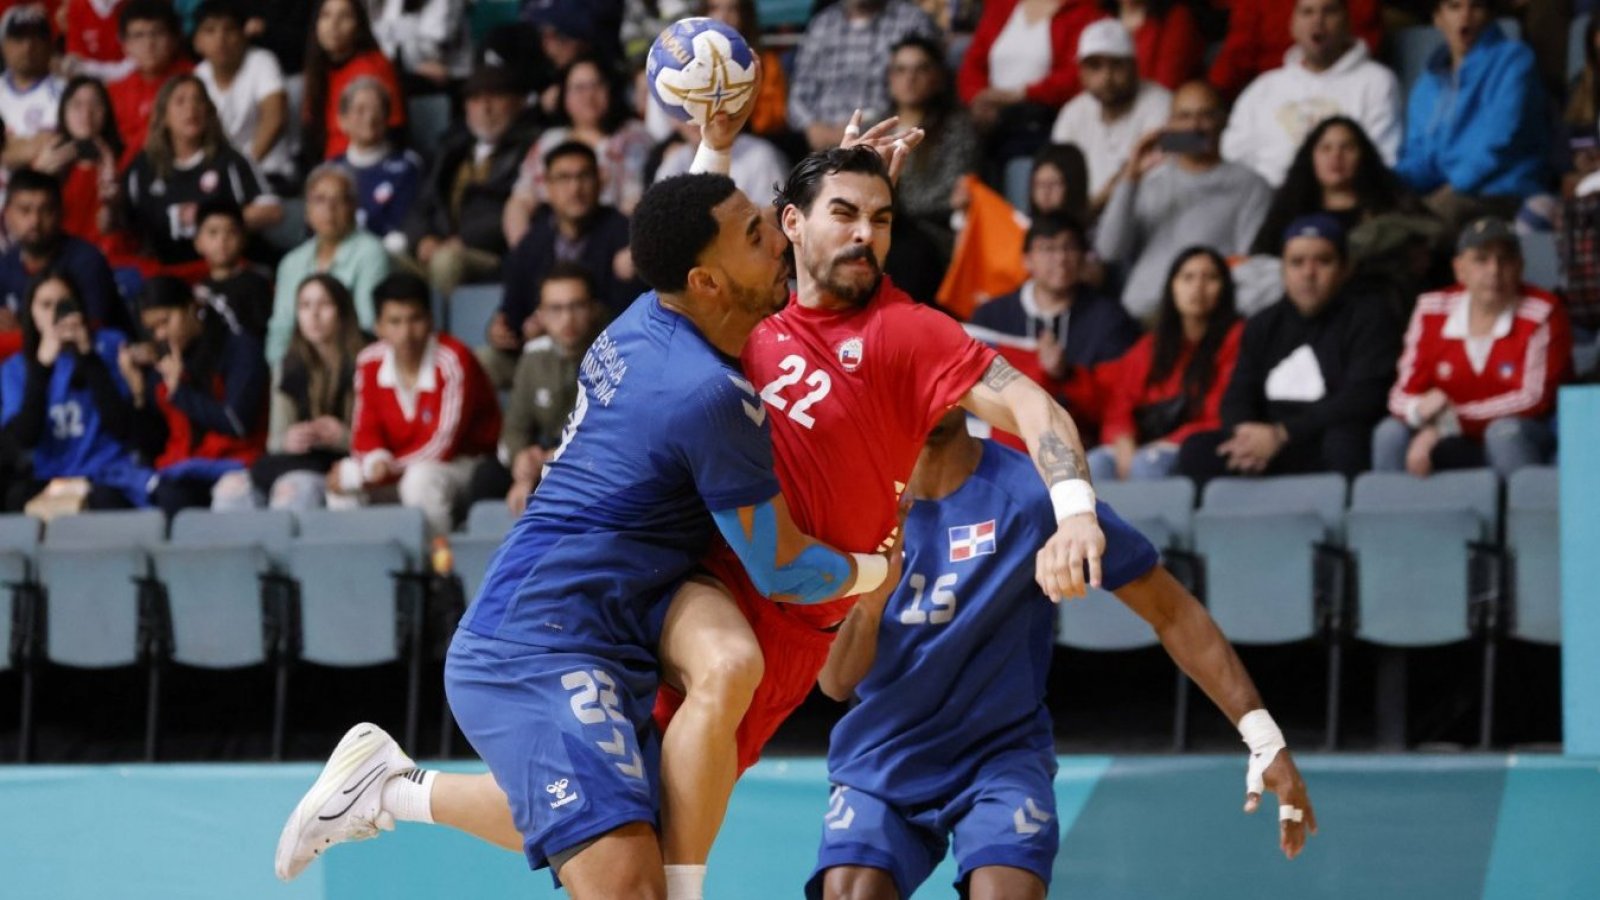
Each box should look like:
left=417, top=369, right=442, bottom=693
left=0, top=329, right=139, bottom=482
left=827, top=440, right=1159, bottom=807
left=462, top=295, right=781, bottom=663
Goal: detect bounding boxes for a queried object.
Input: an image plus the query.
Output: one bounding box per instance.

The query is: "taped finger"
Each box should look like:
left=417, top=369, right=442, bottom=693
left=1278, top=805, right=1304, bottom=823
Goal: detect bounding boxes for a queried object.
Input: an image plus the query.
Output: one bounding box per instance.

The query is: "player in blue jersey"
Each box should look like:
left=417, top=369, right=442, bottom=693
left=275, top=171, right=905, bottom=897
left=810, top=410, right=1317, bottom=899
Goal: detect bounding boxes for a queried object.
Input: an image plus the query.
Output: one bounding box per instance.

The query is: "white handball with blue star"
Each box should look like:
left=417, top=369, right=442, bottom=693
left=647, top=17, right=757, bottom=126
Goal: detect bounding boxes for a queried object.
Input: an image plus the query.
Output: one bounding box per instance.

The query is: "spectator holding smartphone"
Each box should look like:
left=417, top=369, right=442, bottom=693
left=1, top=272, right=150, bottom=511
left=30, top=77, right=127, bottom=258
left=1094, top=80, right=1272, bottom=320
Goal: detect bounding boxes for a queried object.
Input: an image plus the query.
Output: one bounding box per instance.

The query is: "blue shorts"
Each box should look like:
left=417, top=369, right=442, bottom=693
left=805, top=746, right=1058, bottom=899
left=444, top=629, right=661, bottom=876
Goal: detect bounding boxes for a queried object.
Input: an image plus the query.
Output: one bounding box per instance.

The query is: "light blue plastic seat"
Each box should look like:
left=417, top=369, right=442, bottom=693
left=289, top=507, right=426, bottom=668
left=1096, top=478, right=1195, bottom=550
left=1521, top=231, right=1561, bottom=292
left=0, top=515, right=41, bottom=674
left=455, top=501, right=516, bottom=606
left=1506, top=467, right=1559, bottom=645
left=1194, top=475, right=1346, bottom=646
left=446, top=284, right=504, bottom=349
left=1570, top=14, right=1591, bottom=82
left=153, top=510, right=295, bottom=669
left=38, top=511, right=166, bottom=669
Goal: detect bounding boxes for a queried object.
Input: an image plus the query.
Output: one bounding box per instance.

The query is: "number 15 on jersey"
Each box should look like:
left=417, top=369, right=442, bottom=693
left=899, top=572, right=959, bottom=626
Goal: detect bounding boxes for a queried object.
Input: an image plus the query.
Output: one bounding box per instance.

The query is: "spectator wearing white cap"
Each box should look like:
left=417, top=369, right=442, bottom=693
left=1219, top=0, right=1399, bottom=188
left=1049, top=18, right=1170, bottom=218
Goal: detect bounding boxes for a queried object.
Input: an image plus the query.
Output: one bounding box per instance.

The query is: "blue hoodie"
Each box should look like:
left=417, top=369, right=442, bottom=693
left=1395, top=23, right=1548, bottom=200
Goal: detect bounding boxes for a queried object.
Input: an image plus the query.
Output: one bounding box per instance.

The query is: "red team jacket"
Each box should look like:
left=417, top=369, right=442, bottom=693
left=741, top=279, right=997, bottom=629
left=1389, top=284, right=1571, bottom=441
left=349, top=334, right=500, bottom=480
left=1098, top=321, right=1243, bottom=447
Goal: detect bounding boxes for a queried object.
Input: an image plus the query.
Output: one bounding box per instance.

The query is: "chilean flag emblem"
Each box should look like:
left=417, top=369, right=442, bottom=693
left=949, top=520, right=997, bottom=562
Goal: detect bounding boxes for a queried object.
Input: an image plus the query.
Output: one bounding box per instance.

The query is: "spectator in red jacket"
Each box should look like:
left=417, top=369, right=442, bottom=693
left=1097, top=0, right=1204, bottom=90
left=1090, top=246, right=1243, bottom=481
left=1208, top=0, right=1382, bottom=98
left=329, top=271, right=500, bottom=535
left=957, top=0, right=1102, bottom=165
left=1375, top=217, right=1572, bottom=477
left=106, top=0, right=191, bottom=168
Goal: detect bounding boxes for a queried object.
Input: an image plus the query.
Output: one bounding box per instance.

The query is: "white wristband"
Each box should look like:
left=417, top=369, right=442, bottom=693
left=848, top=552, right=888, bottom=595
left=1238, top=709, right=1287, bottom=796
left=1049, top=479, right=1096, bottom=522
left=690, top=142, right=732, bottom=176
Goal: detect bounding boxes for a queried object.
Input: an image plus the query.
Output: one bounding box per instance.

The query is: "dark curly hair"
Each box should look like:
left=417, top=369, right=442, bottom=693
left=631, top=173, right=739, bottom=294
left=1252, top=116, right=1404, bottom=256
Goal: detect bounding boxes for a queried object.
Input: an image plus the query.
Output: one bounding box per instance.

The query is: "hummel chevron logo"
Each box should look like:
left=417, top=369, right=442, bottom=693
left=824, top=787, right=855, bottom=831
left=727, top=374, right=766, bottom=426
left=597, top=727, right=627, bottom=757
left=1013, top=797, right=1052, bottom=835
left=616, top=751, right=644, bottom=779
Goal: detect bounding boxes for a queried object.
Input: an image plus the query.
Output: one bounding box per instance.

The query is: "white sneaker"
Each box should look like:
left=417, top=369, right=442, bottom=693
left=274, top=722, right=415, bottom=881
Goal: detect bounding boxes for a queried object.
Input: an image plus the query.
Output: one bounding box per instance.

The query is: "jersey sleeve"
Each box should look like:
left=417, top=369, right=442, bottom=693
left=882, top=299, right=998, bottom=435
left=674, top=368, right=781, bottom=512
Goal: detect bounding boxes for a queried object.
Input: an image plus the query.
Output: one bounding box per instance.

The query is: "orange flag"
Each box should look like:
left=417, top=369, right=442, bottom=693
left=936, top=175, right=1030, bottom=320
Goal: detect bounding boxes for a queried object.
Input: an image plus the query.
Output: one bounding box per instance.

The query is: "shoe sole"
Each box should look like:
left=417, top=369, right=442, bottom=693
left=273, top=723, right=402, bottom=881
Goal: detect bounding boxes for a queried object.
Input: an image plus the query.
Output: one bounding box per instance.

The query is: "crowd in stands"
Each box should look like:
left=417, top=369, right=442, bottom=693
left=0, top=0, right=1592, bottom=540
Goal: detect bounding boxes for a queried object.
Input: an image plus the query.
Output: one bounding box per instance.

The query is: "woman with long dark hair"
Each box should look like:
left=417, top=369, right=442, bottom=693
left=31, top=76, right=127, bottom=257
left=301, top=0, right=406, bottom=167
left=1089, top=246, right=1242, bottom=481
left=1097, top=0, right=1203, bottom=90
left=887, top=34, right=978, bottom=259
left=0, top=272, right=150, bottom=511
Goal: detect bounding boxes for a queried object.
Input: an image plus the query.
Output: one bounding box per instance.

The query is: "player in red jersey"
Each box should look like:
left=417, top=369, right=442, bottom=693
left=278, top=108, right=1308, bottom=900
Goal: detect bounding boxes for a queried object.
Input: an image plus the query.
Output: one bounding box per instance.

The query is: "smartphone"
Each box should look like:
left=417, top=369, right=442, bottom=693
left=51, top=298, right=80, bottom=324
left=74, top=139, right=98, bottom=161
left=1156, top=130, right=1210, bottom=155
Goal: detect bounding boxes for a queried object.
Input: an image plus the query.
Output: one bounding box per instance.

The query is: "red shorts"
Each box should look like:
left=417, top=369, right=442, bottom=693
left=652, top=543, right=855, bottom=773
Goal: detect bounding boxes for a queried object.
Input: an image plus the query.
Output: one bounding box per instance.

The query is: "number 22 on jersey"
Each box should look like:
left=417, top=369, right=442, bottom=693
left=899, top=572, right=959, bottom=626
left=759, top=354, right=832, bottom=429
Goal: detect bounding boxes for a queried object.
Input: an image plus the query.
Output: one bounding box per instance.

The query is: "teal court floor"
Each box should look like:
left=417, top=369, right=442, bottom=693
left=0, top=754, right=1595, bottom=899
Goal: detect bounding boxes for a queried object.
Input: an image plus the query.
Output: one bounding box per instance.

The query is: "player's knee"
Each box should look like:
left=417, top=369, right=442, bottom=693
left=823, top=865, right=898, bottom=900
left=688, top=643, right=764, bottom=710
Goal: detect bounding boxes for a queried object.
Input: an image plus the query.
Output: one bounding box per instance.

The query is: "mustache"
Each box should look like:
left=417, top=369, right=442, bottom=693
left=833, top=245, right=880, bottom=270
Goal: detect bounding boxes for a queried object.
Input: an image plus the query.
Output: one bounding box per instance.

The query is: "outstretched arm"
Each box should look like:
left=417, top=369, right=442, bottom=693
left=1116, top=566, right=1318, bottom=860
left=960, top=356, right=1105, bottom=600
left=712, top=493, right=888, bottom=605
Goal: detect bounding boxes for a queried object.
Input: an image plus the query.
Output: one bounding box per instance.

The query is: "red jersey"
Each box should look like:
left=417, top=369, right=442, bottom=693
left=350, top=334, right=500, bottom=477
left=321, top=51, right=405, bottom=160
left=65, top=0, right=125, bottom=63
left=1099, top=321, right=1243, bottom=446
left=1389, top=285, right=1571, bottom=441
left=741, top=278, right=996, bottom=627
left=109, top=59, right=193, bottom=168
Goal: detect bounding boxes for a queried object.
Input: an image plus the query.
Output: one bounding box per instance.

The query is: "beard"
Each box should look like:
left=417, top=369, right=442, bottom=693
left=807, top=244, right=882, bottom=307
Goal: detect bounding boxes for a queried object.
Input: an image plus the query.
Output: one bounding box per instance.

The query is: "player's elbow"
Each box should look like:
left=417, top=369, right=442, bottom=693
left=818, top=673, right=853, bottom=703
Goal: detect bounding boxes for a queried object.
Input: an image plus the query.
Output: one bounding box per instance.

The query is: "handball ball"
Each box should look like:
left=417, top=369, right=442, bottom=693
left=647, top=17, right=757, bottom=127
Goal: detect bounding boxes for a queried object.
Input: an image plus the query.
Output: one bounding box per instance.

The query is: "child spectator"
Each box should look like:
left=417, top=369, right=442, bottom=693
left=192, top=0, right=291, bottom=186
left=193, top=198, right=272, bottom=338
left=1090, top=246, right=1242, bottom=481
left=121, top=74, right=283, bottom=277
left=107, top=0, right=191, bottom=168
left=329, top=271, right=499, bottom=535
left=61, top=0, right=133, bottom=81
left=0, top=4, right=65, bottom=171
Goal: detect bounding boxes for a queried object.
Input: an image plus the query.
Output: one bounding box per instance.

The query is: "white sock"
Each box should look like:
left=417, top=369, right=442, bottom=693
left=380, top=768, right=436, bottom=824
left=664, top=864, right=706, bottom=900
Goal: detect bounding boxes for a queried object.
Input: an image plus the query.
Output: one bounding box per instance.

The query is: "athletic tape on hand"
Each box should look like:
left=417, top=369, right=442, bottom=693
left=1239, top=709, right=1286, bottom=797
left=1278, top=805, right=1304, bottom=823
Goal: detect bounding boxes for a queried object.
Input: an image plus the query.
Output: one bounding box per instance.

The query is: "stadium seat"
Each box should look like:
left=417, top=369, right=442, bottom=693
left=408, top=94, right=453, bottom=157
left=1506, top=467, right=1559, bottom=645
left=1347, top=469, right=1500, bottom=746
left=263, top=196, right=307, bottom=252
left=1097, top=477, right=1196, bottom=550
left=447, top=283, right=504, bottom=348
left=454, top=501, right=516, bottom=609
left=149, top=510, right=296, bottom=759
left=757, top=0, right=812, bottom=27
left=1195, top=474, right=1347, bottom=747
left=0, top=515, right=40, bottom=760
left=1571, top=14, right=1591, bottom=83
left=35, top=510, right=167, bottom=759
left=286, top=507, right=430, bottom=748
left=1521, top=230, right=1561, bottom=291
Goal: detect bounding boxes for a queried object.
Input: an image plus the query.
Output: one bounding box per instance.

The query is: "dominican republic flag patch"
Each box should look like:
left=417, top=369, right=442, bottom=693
left=949, top=520, right=997, bottom=562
